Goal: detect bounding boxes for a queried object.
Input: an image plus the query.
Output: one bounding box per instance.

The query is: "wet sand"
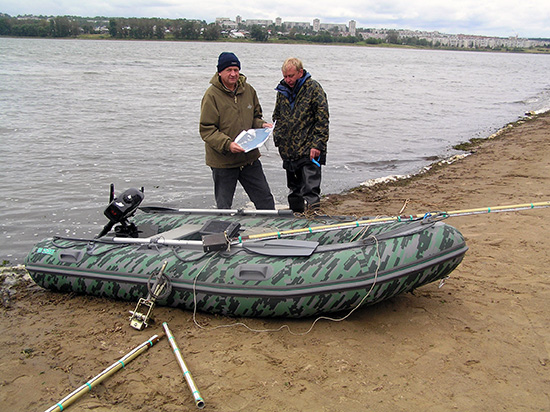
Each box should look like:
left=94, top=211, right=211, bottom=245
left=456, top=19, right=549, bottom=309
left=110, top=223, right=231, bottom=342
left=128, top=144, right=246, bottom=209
left=1, top=112, right=549, bottom=411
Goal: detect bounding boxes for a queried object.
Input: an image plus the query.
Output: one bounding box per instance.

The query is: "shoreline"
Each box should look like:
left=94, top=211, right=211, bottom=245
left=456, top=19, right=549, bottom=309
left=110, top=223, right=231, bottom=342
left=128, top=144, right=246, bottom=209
left=4, top=34, right=550, bottom=55
left=328, top=109, right=548, bottom=200
left=1, top=111, right=550, bottom=411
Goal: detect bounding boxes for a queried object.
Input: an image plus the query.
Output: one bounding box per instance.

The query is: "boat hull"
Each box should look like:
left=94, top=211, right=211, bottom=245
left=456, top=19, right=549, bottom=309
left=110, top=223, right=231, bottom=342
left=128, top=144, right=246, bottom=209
left=25, top=211, right=468, bottom=318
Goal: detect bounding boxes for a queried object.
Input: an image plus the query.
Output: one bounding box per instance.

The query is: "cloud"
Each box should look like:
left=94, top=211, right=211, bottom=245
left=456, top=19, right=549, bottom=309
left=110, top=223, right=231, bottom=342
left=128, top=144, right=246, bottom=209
left=1, top=0, right=549, bottom=38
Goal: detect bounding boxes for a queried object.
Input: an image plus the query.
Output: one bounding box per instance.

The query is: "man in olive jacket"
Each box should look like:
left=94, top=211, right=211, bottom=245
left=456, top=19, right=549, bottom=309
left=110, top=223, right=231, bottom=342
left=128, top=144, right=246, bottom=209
left=273, top=57, right=329, bottom=213
left=200, top=52, right=275, bottom=210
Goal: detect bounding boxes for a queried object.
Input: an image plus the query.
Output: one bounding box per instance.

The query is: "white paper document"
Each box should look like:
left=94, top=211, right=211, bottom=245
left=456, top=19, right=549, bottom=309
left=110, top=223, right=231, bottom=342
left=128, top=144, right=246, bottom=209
left=234, top=126, right=274, bottom=153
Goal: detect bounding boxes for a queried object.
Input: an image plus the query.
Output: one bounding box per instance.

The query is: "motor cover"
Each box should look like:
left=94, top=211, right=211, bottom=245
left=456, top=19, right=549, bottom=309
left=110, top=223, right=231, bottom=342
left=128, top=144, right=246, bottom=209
left=104, top=188, right=144, bottom=223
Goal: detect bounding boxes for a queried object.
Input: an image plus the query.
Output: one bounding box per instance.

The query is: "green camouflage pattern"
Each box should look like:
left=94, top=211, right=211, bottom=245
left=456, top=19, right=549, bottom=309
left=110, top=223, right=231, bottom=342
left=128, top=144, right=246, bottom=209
left=24, top=210, right=468, bottom=318
left=273, top=74, right=329, bottom=161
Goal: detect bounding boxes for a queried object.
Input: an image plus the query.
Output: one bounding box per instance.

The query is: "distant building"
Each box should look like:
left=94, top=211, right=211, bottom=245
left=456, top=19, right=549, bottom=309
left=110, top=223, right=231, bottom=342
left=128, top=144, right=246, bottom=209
left=349, top=20, right=356, bottom=36
left=244, top=19, right=273, bottom=27
left=284, top=21, right=311, bottom=30
left=319, top=22, right=347, bottom=32
left=356, top=27, right=550, bottom=48
left=229, top=30, right=245, bottom=38
left=215, top=17, right=237, bottom=29
left=313, top=19, right=320, bottom=32
left=275, top=17, right=282, bottom=27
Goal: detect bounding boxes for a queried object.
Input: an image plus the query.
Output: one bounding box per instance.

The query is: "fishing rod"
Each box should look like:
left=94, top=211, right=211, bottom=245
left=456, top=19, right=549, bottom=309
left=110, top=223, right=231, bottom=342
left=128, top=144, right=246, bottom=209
left=233, top=201, right=550, bottom=243
left=444, top=202, right=550, bottom=217
left=111, top=201, right=549, bottom=250
left=44, top=335, right=162, bottom=412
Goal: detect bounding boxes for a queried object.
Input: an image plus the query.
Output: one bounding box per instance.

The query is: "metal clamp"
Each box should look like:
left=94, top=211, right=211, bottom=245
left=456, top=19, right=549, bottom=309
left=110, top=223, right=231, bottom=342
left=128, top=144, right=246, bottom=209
left=129, top=261, right=171, bottom=330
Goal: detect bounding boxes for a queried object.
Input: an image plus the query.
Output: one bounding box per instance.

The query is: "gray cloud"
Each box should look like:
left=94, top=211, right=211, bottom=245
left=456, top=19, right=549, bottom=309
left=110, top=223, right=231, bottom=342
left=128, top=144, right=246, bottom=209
left=1, top=0, right=549, bottom=38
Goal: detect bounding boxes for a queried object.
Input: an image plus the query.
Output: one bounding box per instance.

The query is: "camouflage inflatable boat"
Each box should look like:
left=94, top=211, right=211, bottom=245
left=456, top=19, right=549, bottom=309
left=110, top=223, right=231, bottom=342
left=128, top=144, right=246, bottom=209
left=25, top=188, right=468, bottom=318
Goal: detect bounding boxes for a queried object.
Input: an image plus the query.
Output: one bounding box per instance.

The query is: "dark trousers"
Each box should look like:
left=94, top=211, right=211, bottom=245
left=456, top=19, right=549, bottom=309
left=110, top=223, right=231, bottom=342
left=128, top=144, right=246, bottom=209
left=286, top=162, right=322, bottom=213
left=211, top=159, right=275, bottom=210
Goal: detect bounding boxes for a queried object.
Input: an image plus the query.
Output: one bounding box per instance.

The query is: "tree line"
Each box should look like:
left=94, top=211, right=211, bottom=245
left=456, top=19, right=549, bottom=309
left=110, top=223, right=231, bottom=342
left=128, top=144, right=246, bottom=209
left=0, top=14, right=220, bottom=40
left=2, top=14, right=547, bottom=51
left=0, top=14, right=367, bottom=43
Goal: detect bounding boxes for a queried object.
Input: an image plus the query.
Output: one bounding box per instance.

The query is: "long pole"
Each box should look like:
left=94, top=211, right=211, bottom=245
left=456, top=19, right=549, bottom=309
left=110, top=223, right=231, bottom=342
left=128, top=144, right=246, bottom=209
left=163, top=322, right=205, bottom=409
left=445, top=202, right=550, bottom=216
left=112, top=201, right=550, bottom=248
left=140, top=206, right=293, bottom=216
left=44, top=335, right=162, bottom=412
left=233, top=201, right=550, bottom=242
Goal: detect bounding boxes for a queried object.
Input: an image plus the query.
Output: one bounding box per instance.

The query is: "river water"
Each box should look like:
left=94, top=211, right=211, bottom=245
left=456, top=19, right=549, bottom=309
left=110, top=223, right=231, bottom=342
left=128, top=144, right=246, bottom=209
left=1, top=37, right=550, bottom=262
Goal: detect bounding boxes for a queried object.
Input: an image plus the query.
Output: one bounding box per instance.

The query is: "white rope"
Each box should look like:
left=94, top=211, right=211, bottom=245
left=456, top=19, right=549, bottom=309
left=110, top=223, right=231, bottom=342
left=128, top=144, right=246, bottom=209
left=191, top=234, right=381, bottom=336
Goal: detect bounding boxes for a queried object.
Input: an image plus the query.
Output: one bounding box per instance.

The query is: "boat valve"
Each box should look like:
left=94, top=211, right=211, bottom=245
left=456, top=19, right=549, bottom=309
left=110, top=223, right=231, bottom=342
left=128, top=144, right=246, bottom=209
left=129, top=261, right=171, bottom=330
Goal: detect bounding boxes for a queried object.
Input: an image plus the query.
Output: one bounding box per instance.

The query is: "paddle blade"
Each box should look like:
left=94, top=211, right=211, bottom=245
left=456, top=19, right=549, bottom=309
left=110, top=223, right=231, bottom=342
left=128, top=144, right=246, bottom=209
left=243, top=240, right=319, bottom=257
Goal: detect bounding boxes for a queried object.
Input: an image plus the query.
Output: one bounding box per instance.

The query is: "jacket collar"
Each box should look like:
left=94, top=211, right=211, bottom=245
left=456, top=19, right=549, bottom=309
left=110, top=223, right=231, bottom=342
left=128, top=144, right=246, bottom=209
left=275, top=70, right=311, bottom=108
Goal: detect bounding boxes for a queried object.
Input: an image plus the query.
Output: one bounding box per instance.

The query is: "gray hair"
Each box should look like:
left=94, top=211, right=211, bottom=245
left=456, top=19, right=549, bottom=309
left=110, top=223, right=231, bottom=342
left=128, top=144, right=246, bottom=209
left=282, top=57, right=303, bottom=72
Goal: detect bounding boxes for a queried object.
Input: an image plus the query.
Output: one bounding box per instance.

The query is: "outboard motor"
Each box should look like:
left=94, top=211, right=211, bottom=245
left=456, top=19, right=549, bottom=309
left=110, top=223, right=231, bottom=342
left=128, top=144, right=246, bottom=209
left=96, top=186, right=144, bottom=238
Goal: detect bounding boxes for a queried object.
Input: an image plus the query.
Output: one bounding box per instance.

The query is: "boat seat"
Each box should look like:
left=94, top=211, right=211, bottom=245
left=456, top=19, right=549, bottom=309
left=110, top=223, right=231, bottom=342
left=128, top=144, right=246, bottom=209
left=147, top=224, right=204, bottom=240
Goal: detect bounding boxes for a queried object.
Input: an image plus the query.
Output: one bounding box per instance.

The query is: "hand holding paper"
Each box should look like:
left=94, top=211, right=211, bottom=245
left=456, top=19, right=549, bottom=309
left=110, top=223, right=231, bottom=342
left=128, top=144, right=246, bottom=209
left=234, top=125, right=274, bottom=153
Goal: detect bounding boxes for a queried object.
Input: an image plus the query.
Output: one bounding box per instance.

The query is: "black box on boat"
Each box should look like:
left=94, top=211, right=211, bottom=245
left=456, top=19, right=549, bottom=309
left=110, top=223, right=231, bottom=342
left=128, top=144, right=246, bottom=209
left=202, top=232, right=230, bottom=252
left=201, top=220, right=240, bottom=252
left=200, top=220, right=241, bottom=237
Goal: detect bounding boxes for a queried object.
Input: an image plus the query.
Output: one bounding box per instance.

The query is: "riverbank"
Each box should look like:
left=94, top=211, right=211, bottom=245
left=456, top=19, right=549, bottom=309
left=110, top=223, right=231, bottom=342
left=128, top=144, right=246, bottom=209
left=1, top=112, right=549, bottom=411
left=5, top=33, right=548, bottom=55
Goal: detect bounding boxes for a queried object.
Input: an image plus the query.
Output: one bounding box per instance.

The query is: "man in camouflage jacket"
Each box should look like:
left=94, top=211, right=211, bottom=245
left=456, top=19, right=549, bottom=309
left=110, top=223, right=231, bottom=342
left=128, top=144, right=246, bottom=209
left=273, top=57, right=329, bottom=213
left=200, top=52, right=275, bottom=210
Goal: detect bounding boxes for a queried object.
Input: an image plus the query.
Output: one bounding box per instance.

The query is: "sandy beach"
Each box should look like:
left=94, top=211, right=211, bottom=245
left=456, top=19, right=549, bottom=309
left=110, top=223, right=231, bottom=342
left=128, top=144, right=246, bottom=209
left=1, top=112, right=549, bottom=411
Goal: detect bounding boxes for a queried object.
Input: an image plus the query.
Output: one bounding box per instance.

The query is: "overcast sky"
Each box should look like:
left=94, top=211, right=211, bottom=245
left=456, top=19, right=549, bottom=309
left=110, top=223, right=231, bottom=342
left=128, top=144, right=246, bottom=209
left=1, top=0, right=549, bottom=38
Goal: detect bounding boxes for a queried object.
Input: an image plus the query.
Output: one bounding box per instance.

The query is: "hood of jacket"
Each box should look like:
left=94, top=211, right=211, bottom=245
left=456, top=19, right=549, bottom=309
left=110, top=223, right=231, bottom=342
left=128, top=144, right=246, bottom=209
left=275, top=70, right=312, bottom=109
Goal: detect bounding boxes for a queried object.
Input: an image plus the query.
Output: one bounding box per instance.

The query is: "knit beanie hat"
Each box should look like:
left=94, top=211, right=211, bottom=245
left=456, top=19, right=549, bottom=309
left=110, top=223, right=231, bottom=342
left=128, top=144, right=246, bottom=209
left=217, top=52, right=241, bottom=72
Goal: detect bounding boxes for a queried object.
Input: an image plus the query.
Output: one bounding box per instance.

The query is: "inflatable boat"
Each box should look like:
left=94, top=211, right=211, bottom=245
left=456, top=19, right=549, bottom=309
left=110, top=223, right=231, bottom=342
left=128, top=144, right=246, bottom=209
left=24, top=188, right=468, bottom=318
